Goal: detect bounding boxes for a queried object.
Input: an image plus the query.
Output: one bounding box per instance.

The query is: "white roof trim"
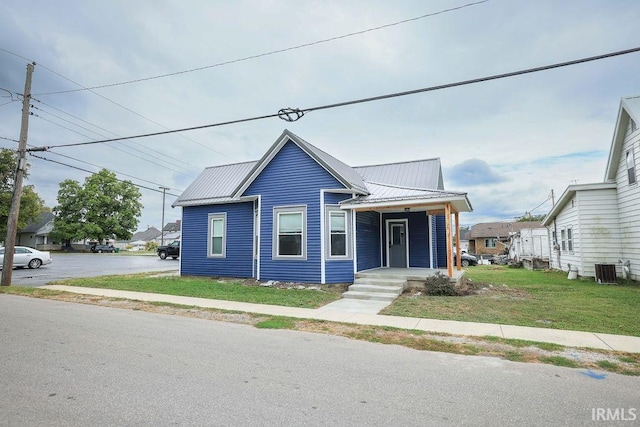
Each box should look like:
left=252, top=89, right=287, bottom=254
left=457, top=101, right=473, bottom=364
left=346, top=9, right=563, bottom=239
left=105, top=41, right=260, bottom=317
left=541, top=182, right=617, bottom=226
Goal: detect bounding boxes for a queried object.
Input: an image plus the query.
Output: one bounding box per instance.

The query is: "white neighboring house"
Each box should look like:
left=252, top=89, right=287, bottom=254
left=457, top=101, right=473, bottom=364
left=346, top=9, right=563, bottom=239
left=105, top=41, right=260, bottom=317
left=508, top=224, right=550, bottom=262
left=542, top=96, right=640, bottom=281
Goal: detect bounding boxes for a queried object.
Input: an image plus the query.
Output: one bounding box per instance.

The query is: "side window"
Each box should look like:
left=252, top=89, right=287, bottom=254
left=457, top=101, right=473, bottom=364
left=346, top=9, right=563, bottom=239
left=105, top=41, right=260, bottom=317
left=484, top=238, right=496, bottom=248
left=208, top=213, right=226, bottom=257
left=626, top=149, right=636, bottom=185
left=561, top=229, right=566, bottom=251
left=325, top=207, right=352, bottom=259
left=567, top=228, right=573, bottom=251
left=273, top=206, right=307, bottom=259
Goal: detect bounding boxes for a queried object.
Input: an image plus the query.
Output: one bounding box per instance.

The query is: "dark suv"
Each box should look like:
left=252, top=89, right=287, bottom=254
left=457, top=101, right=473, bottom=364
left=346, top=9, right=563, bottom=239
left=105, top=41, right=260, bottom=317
left=90, top=244, right=116, bottom=253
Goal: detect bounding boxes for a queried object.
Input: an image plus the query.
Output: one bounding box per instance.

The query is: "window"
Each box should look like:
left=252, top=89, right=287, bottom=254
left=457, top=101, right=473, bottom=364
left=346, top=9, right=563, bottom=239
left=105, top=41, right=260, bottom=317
left=626, top=149, right=636, bottom=185
left=567, top=228, right=573, bottom=251
left=325, top=207, right=352, bottom=259
left=561, top=229, right=566, bottom=251
left=208, top=213, right=226, bottom=257
left=274, top=206, right=306, bottom=259
left=484, top=238, right=496, bottom=248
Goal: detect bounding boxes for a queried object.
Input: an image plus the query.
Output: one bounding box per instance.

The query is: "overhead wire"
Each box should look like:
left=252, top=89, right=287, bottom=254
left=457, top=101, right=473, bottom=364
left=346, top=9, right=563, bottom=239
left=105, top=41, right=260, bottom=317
left=30, top=112, right=196, bottom=175
left=30, top=103, right=200, bottom=175
left=30, top=1, right=490, bottom=95
left=0, top=48, right=237, bottom=160
left=29, top=45, right=640, bottom=151
left=29, top=153, right=181, bottom=197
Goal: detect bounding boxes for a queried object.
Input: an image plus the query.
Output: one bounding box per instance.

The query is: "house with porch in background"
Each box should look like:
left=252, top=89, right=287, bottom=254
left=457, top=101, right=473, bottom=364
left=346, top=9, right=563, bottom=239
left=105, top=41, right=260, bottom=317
left=172, top=130, right=472, bottom=285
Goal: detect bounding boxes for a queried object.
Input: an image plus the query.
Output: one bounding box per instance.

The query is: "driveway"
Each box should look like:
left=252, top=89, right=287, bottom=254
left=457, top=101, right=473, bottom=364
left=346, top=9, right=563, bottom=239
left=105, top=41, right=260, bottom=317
left=4, top=253, right=178, bottom=287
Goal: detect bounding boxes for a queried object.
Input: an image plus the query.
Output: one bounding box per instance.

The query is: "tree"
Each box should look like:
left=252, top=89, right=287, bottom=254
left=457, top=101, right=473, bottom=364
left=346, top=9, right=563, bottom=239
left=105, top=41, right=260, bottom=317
left=0, top=149, right=48, bottom=242
left=516, top=213, right=546, bottom=222
left=52, top=169, right=143, bottom=244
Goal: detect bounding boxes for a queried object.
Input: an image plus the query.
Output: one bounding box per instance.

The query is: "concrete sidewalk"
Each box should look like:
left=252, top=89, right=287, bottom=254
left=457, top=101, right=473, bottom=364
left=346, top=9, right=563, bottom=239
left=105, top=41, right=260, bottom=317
left=42, top=285, right=640, bottom=353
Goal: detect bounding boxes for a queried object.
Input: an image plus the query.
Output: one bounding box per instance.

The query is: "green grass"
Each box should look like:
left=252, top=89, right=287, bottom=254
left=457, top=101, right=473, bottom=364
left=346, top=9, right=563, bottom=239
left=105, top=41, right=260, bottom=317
left=540, top=356, right=579, bottom=368
left=255, top=318, right=296, bottom=329
left=51, top=274, right=342, bottom=308
left=382, top=266, right=640, bottom=336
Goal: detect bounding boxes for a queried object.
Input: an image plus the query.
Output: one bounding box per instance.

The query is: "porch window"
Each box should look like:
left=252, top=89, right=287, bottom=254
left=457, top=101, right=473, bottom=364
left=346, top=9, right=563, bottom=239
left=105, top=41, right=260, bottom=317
left=208, top=213, right=226, bottom=257
left=626, top=149, right=636, bottom=185
left=567, top=227, right=573, bottom=251
left=274, top=206, right=307, bottom=259
left=325, top=207, right=352, bottom=259
left=484, top=238, right=496, bottom=248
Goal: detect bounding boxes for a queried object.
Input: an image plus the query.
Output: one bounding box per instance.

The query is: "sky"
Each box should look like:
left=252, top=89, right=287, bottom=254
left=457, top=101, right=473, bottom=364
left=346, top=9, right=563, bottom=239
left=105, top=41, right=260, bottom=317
left=1, top=0, right=639, bottom=233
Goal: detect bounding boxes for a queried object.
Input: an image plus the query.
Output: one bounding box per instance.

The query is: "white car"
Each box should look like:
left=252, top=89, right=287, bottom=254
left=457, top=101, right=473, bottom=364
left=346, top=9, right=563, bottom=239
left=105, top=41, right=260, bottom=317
left=0, top=246, right=53, bottom=269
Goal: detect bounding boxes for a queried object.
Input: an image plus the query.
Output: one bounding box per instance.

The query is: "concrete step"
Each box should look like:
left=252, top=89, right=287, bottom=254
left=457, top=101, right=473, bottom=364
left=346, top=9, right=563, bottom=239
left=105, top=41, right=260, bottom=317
left=348, top=284, right=403, bottom=295
left=352, top=277, right=407, bottom=287
left=341, top=291, right=399, bottom=302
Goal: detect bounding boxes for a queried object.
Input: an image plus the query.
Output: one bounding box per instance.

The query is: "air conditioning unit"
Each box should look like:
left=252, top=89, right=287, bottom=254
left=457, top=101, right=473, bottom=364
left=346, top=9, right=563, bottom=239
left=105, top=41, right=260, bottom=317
left=594, top=264, right=617, bottom=284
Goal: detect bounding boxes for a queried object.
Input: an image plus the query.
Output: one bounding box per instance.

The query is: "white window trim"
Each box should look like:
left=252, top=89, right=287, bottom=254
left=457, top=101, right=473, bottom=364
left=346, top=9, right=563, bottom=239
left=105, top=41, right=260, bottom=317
left=207, top=213, right=226, bottom=258
left=567, top=227, right=573, bottom=252
left=325, top=205, right=352, bottom=260
left=273, top=205, right=307, bottom=260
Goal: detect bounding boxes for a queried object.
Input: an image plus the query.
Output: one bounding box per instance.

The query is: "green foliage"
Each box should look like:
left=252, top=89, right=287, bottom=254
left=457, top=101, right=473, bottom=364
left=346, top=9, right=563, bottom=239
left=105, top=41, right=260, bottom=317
left=423, top=272, right=456, bottom=296
left=145, top=241, right=158, bottom=251
left=52, top=169, right=142, bottom=244
left=516, top=213, right=546, bottom=222
left=255, top=318, right=296, bottom=329
left=0, top=149, right=48, bottom=242
left=540, top=356, right=578, bottom=368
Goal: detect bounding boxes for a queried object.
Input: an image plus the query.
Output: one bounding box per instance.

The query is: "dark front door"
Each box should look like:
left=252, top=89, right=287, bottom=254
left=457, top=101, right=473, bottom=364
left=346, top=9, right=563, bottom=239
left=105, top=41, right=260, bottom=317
left=389, top=222, right=407, bottom=268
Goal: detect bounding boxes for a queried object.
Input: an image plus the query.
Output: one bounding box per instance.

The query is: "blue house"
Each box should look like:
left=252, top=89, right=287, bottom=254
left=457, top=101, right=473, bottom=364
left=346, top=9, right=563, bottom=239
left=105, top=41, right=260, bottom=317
left=173, top=130, right=472, bottom=284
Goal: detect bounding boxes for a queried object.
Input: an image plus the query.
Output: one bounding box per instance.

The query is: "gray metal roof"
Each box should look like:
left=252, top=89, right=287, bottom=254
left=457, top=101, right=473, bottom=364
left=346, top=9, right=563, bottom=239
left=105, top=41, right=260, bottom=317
left=172, top=161, right=257, bottom=207
left=355, top=158, right=443, bottom=190
left=288, top=131, right=368, bottom=194
left=174, top=131, right=460, bottom=209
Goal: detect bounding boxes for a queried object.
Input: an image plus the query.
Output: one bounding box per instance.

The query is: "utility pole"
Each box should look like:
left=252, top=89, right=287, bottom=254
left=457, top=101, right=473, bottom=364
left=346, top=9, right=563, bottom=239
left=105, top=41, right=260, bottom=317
left=2, top=63, right=35, bottom=286
left=159, top=186, right=169, bottom=246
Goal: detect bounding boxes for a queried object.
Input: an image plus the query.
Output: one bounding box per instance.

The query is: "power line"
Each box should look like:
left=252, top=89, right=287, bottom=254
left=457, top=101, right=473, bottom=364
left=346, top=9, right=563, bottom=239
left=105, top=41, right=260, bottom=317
left=30, top=45, right=640, bottom=151
left=31, top=1, right=490, bottom=96
left=0, top=136, right=19, bottom=143
left=31, top=103, right=200, bottom=174
left=30, top=112, right=196, bottom=175
left=29, top=153, right=181, bottom=197
left=0, top=49, right=237, bottom=160
left=43, top=149, right=183, bottom=192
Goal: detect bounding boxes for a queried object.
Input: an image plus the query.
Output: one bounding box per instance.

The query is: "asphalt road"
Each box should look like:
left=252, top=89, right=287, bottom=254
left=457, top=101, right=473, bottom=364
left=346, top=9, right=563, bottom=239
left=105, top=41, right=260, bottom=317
left=4, top=252, right=178, bottom=287
left=1, top=296, right=638, bottom=426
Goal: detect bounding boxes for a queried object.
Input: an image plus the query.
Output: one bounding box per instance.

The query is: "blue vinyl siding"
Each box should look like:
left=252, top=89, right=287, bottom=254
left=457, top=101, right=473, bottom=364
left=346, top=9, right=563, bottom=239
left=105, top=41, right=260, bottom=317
left=435, top=214, right=446, bottom=268
left=382, top=212, right=430, bottom=268
left=181, top=202, right=254, bottom=278
left=356, top=211, right=381, bottom=271
left=244, top=140, right=347, bottom=283
left=324, top=192, right=354, bottom=283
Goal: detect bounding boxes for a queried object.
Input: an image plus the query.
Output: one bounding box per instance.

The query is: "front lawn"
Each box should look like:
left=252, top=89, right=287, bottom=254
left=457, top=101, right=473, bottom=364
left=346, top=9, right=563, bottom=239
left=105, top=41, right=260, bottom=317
left=51, top=274, right=343, bottom=309
left=381, top=266, right=640, bottom=336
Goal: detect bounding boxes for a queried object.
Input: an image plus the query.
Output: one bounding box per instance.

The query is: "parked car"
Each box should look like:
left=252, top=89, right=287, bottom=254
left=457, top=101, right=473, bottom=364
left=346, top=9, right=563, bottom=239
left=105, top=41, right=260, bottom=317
left=0, top=246, right=52, bottom=269
left=453, top=252, right=477, bottom=267
left=90, top=244, right=116, bottom=253
left=157, top=241, right=180, bottom=259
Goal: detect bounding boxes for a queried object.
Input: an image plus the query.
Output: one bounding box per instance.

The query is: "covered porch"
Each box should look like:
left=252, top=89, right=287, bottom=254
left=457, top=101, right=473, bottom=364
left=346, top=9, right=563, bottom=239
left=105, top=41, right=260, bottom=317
left=341, top=185, right=474, bottom=278
left=357, top=267, right=466, bottom=286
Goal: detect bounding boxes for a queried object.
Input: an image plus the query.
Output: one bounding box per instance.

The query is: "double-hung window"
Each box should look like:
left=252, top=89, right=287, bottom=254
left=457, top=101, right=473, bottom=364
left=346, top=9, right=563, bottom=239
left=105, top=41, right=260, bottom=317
left=208, top=213, right=226, bottom=257
left=626, top=149, right=636, bottom=185
left=561, top=229, right=566, bottom=251
left=274, top=206, right=306, bottom=259
left=567, top=227, right=573, bottom=251
left=325, top=206, right=351, bottom=259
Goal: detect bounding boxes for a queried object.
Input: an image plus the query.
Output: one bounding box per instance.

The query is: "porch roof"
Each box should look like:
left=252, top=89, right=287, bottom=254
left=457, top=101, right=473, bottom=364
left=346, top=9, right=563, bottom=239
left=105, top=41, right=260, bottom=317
left=339, top=181, right=473, bottom=213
